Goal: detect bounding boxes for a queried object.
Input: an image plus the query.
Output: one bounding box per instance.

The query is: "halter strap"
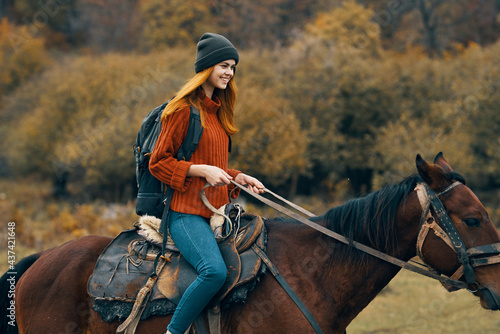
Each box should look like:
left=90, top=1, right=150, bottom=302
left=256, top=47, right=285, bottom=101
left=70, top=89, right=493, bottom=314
left=436, top=181, right=462, bottom=197
left=414, top=181, right=500, bottom=290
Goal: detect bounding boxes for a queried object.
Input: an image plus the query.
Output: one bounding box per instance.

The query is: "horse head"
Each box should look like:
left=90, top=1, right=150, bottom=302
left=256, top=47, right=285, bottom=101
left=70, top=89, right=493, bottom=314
left=416, top=152, right=500, bottom=310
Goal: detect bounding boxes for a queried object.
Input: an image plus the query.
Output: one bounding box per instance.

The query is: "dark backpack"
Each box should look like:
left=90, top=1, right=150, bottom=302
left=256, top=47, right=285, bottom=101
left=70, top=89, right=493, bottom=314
left=133, top=102, right=203, bottom=219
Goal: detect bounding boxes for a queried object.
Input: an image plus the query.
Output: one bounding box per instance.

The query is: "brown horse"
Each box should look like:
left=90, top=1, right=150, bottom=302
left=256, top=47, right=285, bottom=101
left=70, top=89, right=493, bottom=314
left=2, top=153, right=500, bottom=334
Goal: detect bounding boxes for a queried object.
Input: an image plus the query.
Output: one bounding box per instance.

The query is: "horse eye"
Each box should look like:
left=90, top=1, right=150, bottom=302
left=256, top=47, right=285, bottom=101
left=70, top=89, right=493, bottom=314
left=464, top=218, right=481, bottom=227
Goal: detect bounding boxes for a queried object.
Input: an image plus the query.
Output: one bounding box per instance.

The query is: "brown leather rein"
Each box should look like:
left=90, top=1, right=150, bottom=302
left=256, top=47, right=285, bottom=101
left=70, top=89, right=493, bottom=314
left=229, top=180, right=500, bottom=291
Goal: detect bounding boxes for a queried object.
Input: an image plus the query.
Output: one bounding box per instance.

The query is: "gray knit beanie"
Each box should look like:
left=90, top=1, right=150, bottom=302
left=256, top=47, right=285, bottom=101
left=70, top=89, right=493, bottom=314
left=195, top=33, right=239, bottom=73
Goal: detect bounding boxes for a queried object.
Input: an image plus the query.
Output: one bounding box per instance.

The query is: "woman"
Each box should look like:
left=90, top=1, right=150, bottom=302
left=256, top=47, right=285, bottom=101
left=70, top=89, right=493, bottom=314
left=149, top=32, right=264, bottom=334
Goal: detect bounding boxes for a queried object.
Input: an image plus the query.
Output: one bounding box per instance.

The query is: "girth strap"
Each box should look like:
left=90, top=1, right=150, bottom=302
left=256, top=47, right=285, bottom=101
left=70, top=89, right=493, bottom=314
left=194, top=315, right=209, bottom=334
left=208, top=304, right=221, bottom=334
left=251, top=244, right=324, bottom=334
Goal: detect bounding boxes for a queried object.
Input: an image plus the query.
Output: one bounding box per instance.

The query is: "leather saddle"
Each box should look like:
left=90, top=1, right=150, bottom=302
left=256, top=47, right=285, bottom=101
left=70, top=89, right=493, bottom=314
left=87, top=212, right=266, bottom=323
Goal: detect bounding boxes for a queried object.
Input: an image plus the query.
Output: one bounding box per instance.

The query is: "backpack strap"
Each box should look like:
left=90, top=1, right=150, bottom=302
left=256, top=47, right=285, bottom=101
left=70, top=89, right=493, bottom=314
left=159, top=106, right=203, bottom=255
left=177, top=106, right=203, bottom=161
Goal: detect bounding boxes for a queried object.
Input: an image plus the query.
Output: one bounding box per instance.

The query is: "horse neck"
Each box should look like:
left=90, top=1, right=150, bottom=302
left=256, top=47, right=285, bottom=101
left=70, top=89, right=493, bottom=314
left=314, top=189, right=424, bottom=329
left=261, top=187, right=425, bottom=331
left=393, top=190, right=424, bottom=260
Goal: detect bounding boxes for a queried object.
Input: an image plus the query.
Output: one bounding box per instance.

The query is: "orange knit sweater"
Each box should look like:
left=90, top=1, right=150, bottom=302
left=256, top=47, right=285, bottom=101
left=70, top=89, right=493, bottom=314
left=149, top=95, right=240, bottom=218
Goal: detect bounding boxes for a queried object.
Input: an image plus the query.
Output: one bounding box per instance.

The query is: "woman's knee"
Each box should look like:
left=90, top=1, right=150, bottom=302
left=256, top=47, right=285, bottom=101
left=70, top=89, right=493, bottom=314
left=214, top=264, right=228, bottom=286
left=201, top=261, right=227, bottom=287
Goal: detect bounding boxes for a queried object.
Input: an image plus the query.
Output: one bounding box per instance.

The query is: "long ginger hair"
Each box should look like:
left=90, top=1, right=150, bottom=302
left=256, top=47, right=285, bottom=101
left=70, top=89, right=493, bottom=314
left=161, top=66, right=238, bottom=135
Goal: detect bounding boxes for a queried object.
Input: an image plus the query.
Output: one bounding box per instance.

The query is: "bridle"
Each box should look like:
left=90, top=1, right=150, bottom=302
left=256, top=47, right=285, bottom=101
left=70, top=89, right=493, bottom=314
left=415, top=181, right=500, bottom=292
left=229, top=180, right=500, bottom=291
left=213, top=180, right=500, bottom=334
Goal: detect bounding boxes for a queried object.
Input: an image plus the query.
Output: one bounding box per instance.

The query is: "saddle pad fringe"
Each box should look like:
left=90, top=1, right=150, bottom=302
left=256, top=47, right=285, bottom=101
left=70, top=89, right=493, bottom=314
left=116, top=256, right=168, bottom=334
left=136, top=204, right=244, bottom=248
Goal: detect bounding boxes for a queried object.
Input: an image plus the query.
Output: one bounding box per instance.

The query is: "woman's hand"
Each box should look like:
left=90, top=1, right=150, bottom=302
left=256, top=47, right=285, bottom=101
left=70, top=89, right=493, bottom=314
left=234, top=173, right=265, bottom=194
left=188, top=164, right=233, bottom=186
left=188, top=165, right=265, bottom=194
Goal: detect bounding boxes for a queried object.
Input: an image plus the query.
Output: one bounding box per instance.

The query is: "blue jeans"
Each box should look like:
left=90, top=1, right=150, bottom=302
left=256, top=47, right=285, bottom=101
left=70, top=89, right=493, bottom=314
left=166, top=211, right=227, bottom=334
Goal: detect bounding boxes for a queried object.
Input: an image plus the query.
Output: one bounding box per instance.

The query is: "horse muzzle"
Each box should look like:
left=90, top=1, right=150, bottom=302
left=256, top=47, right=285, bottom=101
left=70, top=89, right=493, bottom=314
left=477, top=285, right=500, bottom=310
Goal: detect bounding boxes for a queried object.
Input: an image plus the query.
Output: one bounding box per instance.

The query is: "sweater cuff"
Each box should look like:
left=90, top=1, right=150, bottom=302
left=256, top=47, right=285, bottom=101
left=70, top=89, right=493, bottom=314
left=171, top=160, right=194, bottom=192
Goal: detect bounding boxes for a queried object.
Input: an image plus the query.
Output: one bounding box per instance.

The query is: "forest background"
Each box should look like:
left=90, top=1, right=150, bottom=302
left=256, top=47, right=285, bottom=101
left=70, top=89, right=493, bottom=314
left=1, top=0, right=500, bottom=332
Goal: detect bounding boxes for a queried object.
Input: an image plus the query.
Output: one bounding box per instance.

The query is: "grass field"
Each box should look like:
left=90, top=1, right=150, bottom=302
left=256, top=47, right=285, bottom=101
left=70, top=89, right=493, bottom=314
left=348, top=269, right=500, bottom=334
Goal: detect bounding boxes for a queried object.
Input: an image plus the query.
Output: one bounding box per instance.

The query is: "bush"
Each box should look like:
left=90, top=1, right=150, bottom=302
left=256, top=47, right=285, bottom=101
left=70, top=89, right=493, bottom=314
left=0, top=19, right=49, bottom=97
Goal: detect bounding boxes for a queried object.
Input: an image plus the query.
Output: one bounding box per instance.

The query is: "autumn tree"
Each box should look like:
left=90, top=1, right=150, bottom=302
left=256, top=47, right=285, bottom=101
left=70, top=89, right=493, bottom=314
left=204, top=0, right=339, bottom=48
left=3, top=48, right=194, bottom=200
left=11, top=0, right=78, bottom=48
left=371, top=42, right=500, bottom=190
left=137, top=0, right=213, bottom=50
left=454, top=42, right=500, bottom=189
left=0, top=18, right=48, bottom=97
left=3, top=0, right=500, bottom=202
left=363, top=0, right=500, bottom=55
left=71, top=0, right=139, bottom=51
left=275, top=1, right=392, bottom=194
left=0, top=18, right=49, bottom=178
left=231, top=52, right=311, bottom=195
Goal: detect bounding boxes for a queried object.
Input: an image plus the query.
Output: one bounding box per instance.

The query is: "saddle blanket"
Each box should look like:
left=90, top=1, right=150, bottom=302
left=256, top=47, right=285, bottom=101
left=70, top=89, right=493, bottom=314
left=87, top=213, right=267, bottom=322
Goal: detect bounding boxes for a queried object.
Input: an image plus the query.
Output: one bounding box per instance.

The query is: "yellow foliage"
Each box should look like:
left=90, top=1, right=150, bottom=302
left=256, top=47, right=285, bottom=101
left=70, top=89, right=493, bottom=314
left=74, top=204, right=99, bottom=232
left=71, top=228, right=88, bottom=239
left=138, top=0, right=213, bottom=50
left=45, top=203, right=60, bottom=219
left=4, top=48, right=194, bottom=198
left=372, top=110, right=474, bottom=189
left=57, top=209, right=79, bottom=233
left=2, top=5, right=500, bottom=202
left=0, top=179, right=138, bottom=261
left=0, top=19, right=49, bottom=96
left=107, top=224, right=124, bottom=237
left=304, top=0, right=382, bottom=58
left=233, top=50, right=312, bottom=189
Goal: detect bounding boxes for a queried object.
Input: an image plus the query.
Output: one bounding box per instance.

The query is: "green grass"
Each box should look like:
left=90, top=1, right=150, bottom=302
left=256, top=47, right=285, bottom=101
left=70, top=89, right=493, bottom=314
left=348, top=270, right=500, bottom=334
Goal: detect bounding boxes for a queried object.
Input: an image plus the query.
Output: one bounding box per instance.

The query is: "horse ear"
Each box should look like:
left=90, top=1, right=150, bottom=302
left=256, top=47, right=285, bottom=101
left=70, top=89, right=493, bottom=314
left=433, top=152, right=453, bottom=173
left=416, top=154, right=449, bottom=189
left=416, top=154, right=432, bottom=184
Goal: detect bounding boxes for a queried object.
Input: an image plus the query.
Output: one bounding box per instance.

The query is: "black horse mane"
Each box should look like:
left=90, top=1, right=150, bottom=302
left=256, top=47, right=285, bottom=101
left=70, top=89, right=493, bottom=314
left=321, top=174, right=423, bottom=267
left=320, top=170, right=465, bottom=268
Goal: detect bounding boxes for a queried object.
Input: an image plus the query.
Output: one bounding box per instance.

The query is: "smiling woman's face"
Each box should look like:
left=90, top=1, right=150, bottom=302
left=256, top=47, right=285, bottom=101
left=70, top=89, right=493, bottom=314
left=204, top=59, right=236, bottom=92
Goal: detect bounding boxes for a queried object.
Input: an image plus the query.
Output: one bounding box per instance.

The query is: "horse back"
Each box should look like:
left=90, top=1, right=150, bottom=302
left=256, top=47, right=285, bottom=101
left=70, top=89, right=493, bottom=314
left=16, top=235, right=113, bottom=334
